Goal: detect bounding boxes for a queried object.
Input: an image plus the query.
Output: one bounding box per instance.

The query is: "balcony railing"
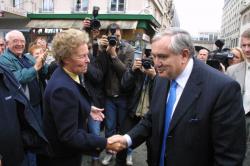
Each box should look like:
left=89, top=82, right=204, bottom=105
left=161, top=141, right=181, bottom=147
left=39, top=7, right=54, bottom=13
left=71, top=6, right=88, bottom=13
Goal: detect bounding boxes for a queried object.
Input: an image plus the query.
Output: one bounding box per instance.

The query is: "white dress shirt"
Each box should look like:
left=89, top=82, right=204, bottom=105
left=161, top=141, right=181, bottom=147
left=243, top=61, right=250, bottom=114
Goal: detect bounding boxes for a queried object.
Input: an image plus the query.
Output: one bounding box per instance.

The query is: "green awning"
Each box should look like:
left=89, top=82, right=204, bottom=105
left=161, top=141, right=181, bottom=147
left=26, top=19, right=138, bottom=29
left=27, top=13, right=160, bottom=28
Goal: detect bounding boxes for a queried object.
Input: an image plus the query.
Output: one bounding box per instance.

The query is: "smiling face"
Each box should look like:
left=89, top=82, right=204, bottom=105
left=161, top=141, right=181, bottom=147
left=151, top=36, right=190, bottom=80
left=63, top=43, right=90, bottom=75
left=6, top=31, right=25, bottom=57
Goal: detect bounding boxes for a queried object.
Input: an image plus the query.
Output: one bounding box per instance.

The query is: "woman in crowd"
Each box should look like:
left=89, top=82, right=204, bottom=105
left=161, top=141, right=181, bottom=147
left=228, top=47, right=245, bottom=66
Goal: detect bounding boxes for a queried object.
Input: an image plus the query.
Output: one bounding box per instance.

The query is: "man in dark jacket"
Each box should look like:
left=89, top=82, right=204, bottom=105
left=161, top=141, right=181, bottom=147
left=99, top=23, right=134, bottom=165
left=108, top=28, right=246, bottom=166
left=116, top=51, right=156, bottom=165
left=0, top=64, right=50, bottom=166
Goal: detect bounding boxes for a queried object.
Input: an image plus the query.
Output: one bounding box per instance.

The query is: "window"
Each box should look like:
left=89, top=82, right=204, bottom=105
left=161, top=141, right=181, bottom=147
left=43, top=0, right=54, bottom=12
left=243, top=15, right=247, bottom=25
left=75, top=0, right=89, bottom=11
left=14, top=0, right=22, bottom=8
left=110, top=0, right=125, bottom=12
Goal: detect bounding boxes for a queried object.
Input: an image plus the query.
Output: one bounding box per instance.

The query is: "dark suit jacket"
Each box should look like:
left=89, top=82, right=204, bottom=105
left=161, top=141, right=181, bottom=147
left=41, top=66, right=106, bottom=166
left=128, top=59, right=246, bottom=166
left=0, top=65, right=49, bottom=166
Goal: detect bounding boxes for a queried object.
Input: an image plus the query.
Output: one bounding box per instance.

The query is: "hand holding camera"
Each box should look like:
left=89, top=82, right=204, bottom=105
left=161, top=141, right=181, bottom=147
left=83, top=6, right=101, bottom=33
left=144, top=66, right=156, bottom=79
left=106, top=44, right=117, bottom=58
left=99, top=35, right=109, bottom=47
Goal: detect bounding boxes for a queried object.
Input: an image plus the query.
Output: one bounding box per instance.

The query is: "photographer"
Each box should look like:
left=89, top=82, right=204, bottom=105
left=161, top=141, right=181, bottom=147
left=99, top=23, right=134, bottom=165
left=82, top=9, right=107, bottom=165
left=116, top=50, right=156, bottom=165
left=206, top=39, right=234, bottom=72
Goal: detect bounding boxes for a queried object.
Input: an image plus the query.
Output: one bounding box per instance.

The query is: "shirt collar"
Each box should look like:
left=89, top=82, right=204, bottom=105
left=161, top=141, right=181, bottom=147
left=246, top=61, right=250, bottom=70
left=63, top=67, right=80, bottom=84
left=175, top=58, right=194, bottom=89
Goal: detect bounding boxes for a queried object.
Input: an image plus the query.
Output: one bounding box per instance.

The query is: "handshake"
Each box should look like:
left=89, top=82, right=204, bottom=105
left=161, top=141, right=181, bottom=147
left=105, top=135, right=128, bottom=153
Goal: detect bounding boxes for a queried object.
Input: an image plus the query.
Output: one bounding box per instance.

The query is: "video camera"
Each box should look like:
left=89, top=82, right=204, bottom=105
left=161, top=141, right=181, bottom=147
left=207, top=39, right=234, bottom=70
left=107, top=24, right=117, bottom=47
left=86, top=6, right=101, bottom=33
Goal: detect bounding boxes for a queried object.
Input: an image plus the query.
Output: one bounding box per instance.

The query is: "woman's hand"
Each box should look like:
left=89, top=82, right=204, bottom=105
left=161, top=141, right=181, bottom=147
left=90, top=106, right=105, bottom=121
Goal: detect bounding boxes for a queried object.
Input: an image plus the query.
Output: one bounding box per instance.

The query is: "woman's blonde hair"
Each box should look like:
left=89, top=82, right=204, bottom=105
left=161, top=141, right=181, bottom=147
left=51, top=29, right=89, bottom=65
left=231, top=47, right=245, bottom=61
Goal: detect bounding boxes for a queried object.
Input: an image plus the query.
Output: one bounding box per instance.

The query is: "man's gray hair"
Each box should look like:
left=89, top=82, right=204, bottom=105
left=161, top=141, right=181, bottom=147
left=241, top=28, right=250, bottom=39
left=5, top=30, right=24, bottom=42
left=152, top=27, right=195, bottom=56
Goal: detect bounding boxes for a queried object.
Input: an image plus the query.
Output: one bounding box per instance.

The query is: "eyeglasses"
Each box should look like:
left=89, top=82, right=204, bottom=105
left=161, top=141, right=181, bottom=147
left=12, top=39, right=25, bottom=44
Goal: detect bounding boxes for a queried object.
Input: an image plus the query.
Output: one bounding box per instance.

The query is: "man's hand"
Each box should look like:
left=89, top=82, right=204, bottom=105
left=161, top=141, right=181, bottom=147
left=34, top=55, right=44, bottom=71
left=132, top=58, right=142, bottom=71
left=106, top=135, right=127, bottom=153
left=90, top=106, right=104, bottom=121
left=106, top=45, right=117, bottom=58
left=99, top=35, right=109, bottom=49
left=144, top=67, right=157, bottom=78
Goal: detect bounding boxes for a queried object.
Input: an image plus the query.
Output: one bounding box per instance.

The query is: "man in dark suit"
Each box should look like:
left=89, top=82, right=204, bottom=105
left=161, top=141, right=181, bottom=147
left=109, top=28, right=246, bottom=166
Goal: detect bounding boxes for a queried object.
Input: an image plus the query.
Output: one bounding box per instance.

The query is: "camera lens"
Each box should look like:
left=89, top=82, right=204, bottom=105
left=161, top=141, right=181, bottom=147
left=91, top=19, right=101, bottom=30
left=108, top=36, right=117, bottom=47
left=142, top=58, right=153, bottom=69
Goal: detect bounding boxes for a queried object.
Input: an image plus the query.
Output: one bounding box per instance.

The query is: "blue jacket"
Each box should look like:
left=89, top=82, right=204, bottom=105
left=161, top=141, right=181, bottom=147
left=0, top=48, right=48, bottom=84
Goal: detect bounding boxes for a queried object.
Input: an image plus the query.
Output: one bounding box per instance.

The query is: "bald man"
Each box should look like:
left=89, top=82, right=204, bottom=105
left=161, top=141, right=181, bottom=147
left=0, top=30, right=49, bottom=165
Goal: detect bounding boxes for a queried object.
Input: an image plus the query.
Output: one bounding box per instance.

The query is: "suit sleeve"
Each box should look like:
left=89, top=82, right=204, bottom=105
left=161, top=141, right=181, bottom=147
left=127, top=109, right=153, bottom=149
left=50, top=87, right=107, bottom=153
left=212, top=80, right=246, bottom=165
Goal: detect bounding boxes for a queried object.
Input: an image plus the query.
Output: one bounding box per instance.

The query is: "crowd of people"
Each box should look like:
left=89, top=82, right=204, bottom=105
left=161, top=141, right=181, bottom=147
left=0, top=22, right=249, bottom=166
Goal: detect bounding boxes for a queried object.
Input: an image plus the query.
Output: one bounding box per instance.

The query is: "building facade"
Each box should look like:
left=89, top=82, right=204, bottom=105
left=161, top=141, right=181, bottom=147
left=193, top=32, right=219, bottom=52
left=240, top=0, right=250, bottom=38
left=0, top=0, right=177, bottom=45
left=220, top=0, right=250, bottom=48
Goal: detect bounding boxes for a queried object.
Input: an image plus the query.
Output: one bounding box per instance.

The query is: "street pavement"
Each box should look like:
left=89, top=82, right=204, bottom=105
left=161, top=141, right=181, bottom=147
left=82, top=143, right=148, bottom=166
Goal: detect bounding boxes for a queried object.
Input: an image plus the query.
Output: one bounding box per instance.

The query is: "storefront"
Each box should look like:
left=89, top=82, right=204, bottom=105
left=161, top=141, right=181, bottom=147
left=26, top=13, right=160, bottom=46
left=0, top=4, right=30, bottom=48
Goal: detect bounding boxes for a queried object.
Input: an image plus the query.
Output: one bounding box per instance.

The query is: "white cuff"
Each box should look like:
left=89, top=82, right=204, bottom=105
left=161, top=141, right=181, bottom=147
left=124, top=134, right=132, bottom=147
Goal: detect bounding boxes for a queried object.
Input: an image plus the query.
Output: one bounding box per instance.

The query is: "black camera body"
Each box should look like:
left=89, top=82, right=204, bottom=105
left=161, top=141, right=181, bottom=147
left=86, top=6, right=101, bottom=32
left=142, top=58, right=153, bottom=69
left=142, top=48, right=153, bottom=69
left=108, top=24, right=117, bottom=47
left=207, top=39, right=234, bottom=70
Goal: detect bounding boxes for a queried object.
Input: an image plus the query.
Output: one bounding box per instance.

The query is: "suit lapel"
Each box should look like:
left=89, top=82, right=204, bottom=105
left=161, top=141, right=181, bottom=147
left=157, top=78, right=170, bottom=135
left=168, top=60, right=202, bottom=133
left=235, top=62, right=246, bottom=94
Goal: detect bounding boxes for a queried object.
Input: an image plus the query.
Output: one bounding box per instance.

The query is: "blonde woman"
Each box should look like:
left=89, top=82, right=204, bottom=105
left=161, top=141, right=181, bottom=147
left=228, top=47, right=245, bottom=66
